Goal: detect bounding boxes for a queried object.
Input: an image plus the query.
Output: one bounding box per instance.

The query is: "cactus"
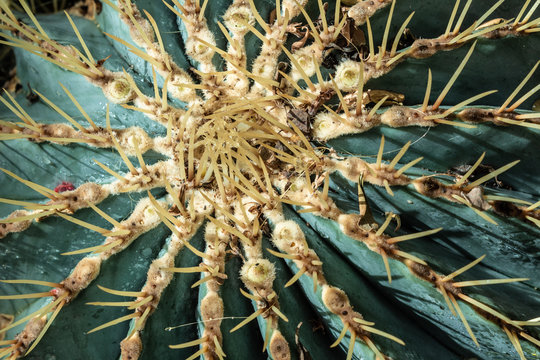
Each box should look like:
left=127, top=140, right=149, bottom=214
left=0, top=0, right=539, bottom=359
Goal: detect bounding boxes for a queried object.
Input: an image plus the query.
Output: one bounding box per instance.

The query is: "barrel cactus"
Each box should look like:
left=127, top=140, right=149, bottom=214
left=0, top=0, right=539, bottom=359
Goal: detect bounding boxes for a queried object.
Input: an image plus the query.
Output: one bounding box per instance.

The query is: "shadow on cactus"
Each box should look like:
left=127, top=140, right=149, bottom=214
left=0, top=0, right=539, bottom=359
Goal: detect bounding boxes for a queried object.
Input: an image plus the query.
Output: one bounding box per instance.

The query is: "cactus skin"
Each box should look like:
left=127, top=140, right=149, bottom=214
left=0, top=0, right=539, bottom=359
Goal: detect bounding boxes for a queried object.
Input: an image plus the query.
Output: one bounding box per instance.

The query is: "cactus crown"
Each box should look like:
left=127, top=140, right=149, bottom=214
left=0, top=0, right=539, bottom=359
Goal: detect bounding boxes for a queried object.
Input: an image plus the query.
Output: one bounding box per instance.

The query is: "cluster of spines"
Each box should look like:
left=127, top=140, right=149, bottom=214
left=0, top=0, right=539, bottom=359
left=312, top=0, right=540, bottom=141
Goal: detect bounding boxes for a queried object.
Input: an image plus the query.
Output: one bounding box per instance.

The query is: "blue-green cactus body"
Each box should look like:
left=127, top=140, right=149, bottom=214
left=0, top=1, right=539, bottom=360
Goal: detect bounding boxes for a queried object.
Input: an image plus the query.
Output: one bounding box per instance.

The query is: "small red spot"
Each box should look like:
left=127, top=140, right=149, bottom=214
left=54, top=181, right=75, bottom=193
left=50, top=288, right=59, bottom=296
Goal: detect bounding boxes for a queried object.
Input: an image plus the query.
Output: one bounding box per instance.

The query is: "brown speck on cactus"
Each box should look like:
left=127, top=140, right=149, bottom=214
left=0, top=0, right=539, bottom=359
